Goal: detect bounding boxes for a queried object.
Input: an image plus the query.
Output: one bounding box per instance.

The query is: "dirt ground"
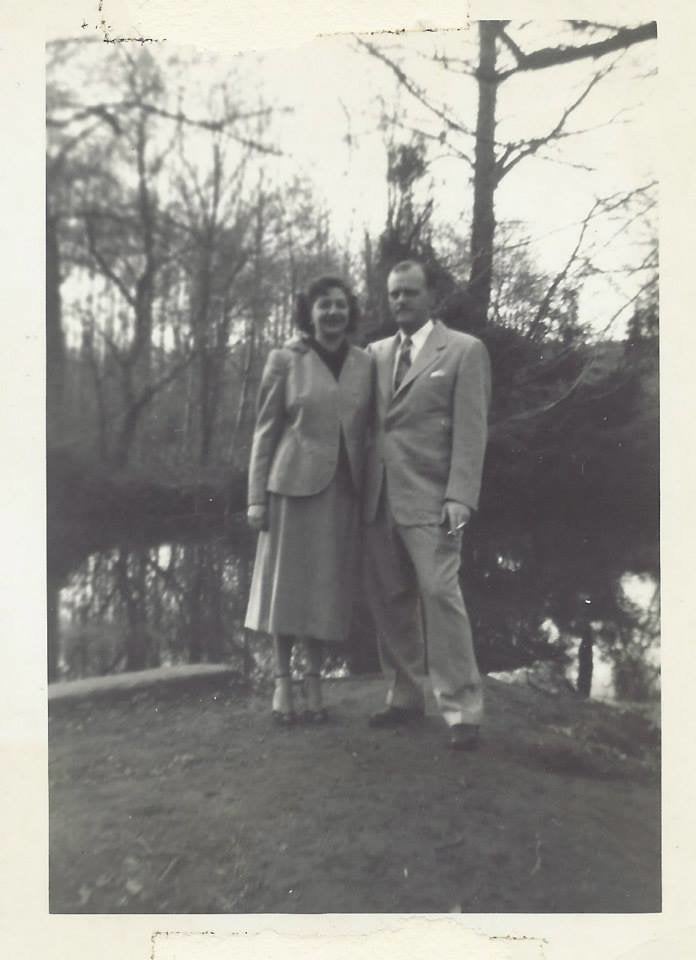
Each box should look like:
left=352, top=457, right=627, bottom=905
left=49, top=672, right=660, bottom=914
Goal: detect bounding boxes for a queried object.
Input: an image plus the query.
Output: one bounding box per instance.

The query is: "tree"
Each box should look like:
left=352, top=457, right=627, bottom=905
left=46, top=39, right=125, bottom=448
left=171, top=124, right=253, bottom=465
left=47, top=43, right=283, bottom=466
left=357, top=25, right=659, bottom=686
left=361, top=134, right=458, bottom=338
left=360, top=19, right=657, bottom=327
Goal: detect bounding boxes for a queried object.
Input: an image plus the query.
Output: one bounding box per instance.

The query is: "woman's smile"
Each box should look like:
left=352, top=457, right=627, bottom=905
left=311, top=288, right=350, bottom=348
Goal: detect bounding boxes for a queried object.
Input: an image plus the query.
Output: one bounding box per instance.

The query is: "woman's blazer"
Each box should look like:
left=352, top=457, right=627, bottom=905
left=247, top=337, right=375, bottom=505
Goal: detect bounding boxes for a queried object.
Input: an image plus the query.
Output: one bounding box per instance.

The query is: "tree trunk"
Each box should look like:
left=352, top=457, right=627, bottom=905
left=468, top=21, right=499, bottom=330
left=206, top=550, right=224, bottom=662
left=187, top=547, right=204, bottom=664
left=577, top=623, right=594, bottom=698
left=199, top=351, right=214, bottom=466
left=233, top=185, right=266, bottom=447
left=46, top=207, right=65, bottom=447
left=113, top=403, right=140, bottom=467
left=195, top=246, right=215, bottom=465
left=134, top=113, right=154, bottom=384
left=83, top=323, right=110, bottom=461
left=116, top=549, right=150, bottom=671
left=233, top=326, right=256, bottom=447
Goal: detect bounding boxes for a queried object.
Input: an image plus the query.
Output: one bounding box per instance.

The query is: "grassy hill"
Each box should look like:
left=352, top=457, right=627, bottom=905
left=49, top=672, right=659, bottom=913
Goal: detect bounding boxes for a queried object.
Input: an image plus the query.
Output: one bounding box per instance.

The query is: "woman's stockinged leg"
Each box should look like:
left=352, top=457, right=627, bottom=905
left=274, top=634, right=293, bottom=676
left=305, top=638, right=323, bottom=676
left=272, top=635, right=295, bottom=724
left=303, top=638, right=328, bottom=722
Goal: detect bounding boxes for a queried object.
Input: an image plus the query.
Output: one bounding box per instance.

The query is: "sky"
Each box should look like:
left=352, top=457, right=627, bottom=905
left=50, top=22, right=658, bottom=336
left=248, top=27, right=657, bottom=334
left=253, top=28, right=656, bottom=231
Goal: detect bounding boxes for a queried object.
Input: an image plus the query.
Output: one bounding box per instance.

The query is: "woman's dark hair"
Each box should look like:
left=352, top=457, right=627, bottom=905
left=294, top=275, right=360, bottom=334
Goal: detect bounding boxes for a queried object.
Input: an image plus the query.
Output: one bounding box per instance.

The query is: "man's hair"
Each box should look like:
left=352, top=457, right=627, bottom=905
left=294, top=275, right=360, bottom=334
left=389, top=259, right=433, bottom=290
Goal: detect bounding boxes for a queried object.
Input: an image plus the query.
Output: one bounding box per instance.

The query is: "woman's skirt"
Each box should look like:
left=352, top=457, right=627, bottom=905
left=244, top=462, right=359, bottom=644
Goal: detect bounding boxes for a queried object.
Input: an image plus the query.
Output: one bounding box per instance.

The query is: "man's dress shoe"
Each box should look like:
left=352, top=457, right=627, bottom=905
left=368, top=705, right=425, bottom=728
left=447, top=724, right=480, bottom=751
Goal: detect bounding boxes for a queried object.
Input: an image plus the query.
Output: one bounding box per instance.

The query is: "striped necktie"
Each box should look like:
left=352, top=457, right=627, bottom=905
left=394, top=335, right=413, bottom=391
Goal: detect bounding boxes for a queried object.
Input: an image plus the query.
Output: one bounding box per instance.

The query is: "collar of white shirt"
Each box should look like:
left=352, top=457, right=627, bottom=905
left=397, top=318, right=434, bottom=364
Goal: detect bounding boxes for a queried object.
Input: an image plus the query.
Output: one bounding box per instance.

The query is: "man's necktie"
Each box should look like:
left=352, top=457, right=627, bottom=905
left=394, top=336, right=413, bottom=391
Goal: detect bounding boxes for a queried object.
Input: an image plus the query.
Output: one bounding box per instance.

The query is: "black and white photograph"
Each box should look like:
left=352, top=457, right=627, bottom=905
left=42, top=13, right=662, bottom=920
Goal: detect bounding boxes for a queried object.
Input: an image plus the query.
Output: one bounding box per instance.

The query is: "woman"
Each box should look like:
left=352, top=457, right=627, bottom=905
left=245, top=276, right=374, bottom=725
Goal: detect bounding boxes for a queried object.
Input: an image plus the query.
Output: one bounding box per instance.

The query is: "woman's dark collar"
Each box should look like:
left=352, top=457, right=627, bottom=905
left=284, top=333, right=352, bottom=355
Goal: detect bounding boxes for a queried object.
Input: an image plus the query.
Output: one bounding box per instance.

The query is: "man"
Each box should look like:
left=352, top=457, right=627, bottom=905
left=364, top=260, right=491, bottom=750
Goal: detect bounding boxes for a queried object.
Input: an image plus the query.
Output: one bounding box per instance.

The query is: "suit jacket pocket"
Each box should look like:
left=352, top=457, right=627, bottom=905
left=412, top=374, right=452, bottom=413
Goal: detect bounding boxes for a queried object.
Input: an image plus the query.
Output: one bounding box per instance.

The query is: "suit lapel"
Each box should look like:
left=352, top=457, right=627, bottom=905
left=392, top=322, right=446, bottom=400
left=377, top=336, right=399, bottom=405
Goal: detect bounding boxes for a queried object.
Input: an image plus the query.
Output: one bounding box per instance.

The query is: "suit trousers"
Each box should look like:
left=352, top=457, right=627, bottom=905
left=364, top=493, right=483, bottom=727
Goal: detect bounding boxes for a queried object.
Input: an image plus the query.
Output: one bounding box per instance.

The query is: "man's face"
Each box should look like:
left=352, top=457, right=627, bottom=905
left=387, top=265, right=430, bottom=333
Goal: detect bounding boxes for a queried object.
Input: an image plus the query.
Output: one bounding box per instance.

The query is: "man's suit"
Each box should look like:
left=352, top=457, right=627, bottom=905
left=364, top=319, right=491, bottom=726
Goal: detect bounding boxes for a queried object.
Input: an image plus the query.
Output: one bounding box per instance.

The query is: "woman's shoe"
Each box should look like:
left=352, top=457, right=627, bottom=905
left=301, top=706, right=329, bottom=724
left=272, top=709, right=296, bottom=727
left=271, top=675, right=295, bottom=727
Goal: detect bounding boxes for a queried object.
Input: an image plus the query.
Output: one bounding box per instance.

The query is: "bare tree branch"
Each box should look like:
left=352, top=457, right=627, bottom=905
left=527, top=199, right=601, bottom=339
left=498, top=60, right=618, bottom=178
left=127, top=348, right=199, bottom=420
left=587, top=275, right=658, bottom=342
left=491, top=325, right=654, bottom=436
left=407, top=45, right=478, bottom=77
left=592, top=199, right=658, bottom=255
left=534, top=108, right=633, bottom=145
left=494, top=182, right=657, bottom=258
left=496, top=27, right=526, bottom=68
left=568, top=20, right=632, bottom=34
left=490, top=364, right=592, bottom=432
left=84, top=214, right=135, bottom=308
left=577, top=253, right=658, bottom=279
left=527, top=151, right=597, bottom=173
left=497, top=22, right=656, bottom=81
left=92, top=320, right=128, bottom=367
left=47, top=104, right=123, bottom=133
left=49, top=97, right=284, bottom=153
left=48, top=120, right=112, bottom=172
left=356, top=37, right=476, bottom=141
left=383, top=115, right=475, bottom=167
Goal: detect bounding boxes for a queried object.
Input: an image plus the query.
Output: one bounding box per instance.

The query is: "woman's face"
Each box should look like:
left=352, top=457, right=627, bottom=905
left=309, top=286, right=350, bottom=350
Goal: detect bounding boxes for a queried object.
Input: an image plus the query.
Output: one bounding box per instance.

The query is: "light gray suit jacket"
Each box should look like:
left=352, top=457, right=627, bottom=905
left=364, top=320, right=491, bottom=525
left=247, top=337, right=374, bottom=506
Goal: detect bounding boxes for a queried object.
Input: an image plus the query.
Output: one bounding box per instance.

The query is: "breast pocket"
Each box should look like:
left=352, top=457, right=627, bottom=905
left=414, top=372, right=452, bottom=413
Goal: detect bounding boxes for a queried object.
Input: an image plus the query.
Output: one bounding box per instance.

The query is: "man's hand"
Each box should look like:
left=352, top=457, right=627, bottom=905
left=441, top=500, right=472, bottom=536
left=247, top=504, right=269, bottom=532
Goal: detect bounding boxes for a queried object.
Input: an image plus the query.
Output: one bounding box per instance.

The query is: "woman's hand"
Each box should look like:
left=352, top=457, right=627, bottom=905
left=247, top=504, right=269, bottom=532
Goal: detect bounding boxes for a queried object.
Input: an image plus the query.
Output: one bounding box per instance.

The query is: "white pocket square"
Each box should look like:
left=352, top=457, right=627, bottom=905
left=429, top=370, right=446, bottom=378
